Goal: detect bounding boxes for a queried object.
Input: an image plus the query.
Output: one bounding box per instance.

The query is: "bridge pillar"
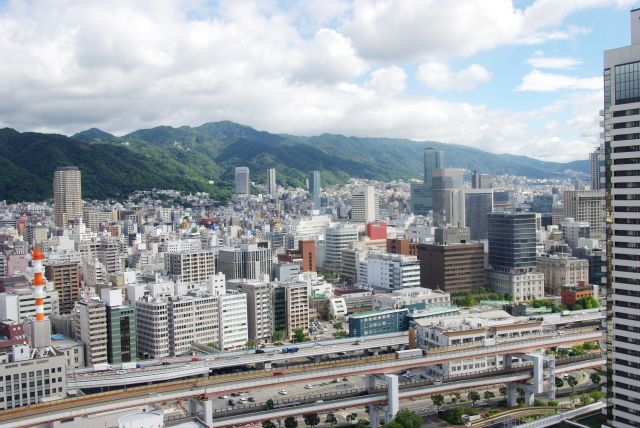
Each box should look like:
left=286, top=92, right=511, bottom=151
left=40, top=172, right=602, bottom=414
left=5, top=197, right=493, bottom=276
left=203, top=399, right=213, bottom=428
left=384, top=374, right=399, bottom=422
left=313, top=355, right=321, bottom=364
left=369, top=405, right=381, bottom=428
left=504, top=351, right=545, bottom=407
left=544, top=354, right=556, bottom=400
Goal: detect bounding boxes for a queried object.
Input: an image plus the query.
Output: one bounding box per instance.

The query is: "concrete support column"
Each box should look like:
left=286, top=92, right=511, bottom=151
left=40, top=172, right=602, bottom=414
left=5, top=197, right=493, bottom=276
left=203, top=399, right=213, bottom=428
left=544, top=354, right=556, bottom=400
left=313, top=355, right=321, bottom=364
left=507, top=383, right=519, bottom=407
left=188, top=397, right=199, bottom=415
left=384, top=374, right=399, bottom=422
left=368, top=405, right=381, bottom=428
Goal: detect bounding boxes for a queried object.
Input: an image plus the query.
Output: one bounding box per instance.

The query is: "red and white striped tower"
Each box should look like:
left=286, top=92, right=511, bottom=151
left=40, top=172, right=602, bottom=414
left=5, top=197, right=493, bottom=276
left=31, top=248, right=47, bottom=321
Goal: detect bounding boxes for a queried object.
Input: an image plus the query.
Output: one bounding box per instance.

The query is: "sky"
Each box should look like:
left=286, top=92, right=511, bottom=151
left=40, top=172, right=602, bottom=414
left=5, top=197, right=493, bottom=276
left=0, top=0, right=637, bottom=162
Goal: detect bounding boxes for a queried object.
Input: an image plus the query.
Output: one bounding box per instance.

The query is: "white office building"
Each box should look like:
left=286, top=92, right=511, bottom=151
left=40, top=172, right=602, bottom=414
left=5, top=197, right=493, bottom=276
left=218, top=291, right=248, bottom=351
left=351, top=185, right=379, bottom=224
left=366, top=253, right=421, bottom=290
left=324, top=225, right=358, bottom=273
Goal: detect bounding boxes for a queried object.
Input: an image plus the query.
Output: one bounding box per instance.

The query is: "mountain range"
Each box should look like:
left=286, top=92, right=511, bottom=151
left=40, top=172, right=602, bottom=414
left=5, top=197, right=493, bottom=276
left=0, top=121, right=588, bottom=203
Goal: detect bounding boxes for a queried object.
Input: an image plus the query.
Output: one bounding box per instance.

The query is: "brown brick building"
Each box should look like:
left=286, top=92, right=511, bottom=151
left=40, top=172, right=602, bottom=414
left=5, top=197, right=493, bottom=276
left=386, top=239, right=417, bottom=256
left=417, top=242, right=485, bottom=293
left=45, top=262, right=81, bottom=314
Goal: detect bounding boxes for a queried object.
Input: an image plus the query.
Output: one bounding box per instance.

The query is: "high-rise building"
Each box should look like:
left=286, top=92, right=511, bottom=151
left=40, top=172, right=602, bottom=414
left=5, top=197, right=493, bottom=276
left=351, top=185, right=379, bottom=224
left=135, top=298, right=170, bottom=359
left=486, top=212, right=544, bottom=301
left=101, top=289, right=136, bottom=364
left=267, top=168, right=277, bottom=198
left=418, top=242, right=485, bottom=293
left=45, top=262, right=81, bottom=315
left=235, top=166, right=250, bottom=195
left=73, top=299, right=108, bottom=365
left=218, top=291, right=248, bottom=351
left=464, top=189, right=493, bottom=240
left=227, top=280, right=273, bottom=343
left=563, top=190, right=606, bottom=240
left=432, top=168, right=465, bottom=227
left=324, top=225, right=358, bottom=273
left=272, top=282, right=309, bottom=340
left=471, top=171, right=493, bottom=189
left=164, top=250, right=216, bottom=285
left=309, top=170, right=321, bottom=209
left=298, top=240, right=316, bottom=272
left=411, top=148, right=444, bottom=215
left=366, top=253, right=421, bottom=290
left=589, top=145, right=605, bottom=191
left=217, top=245, right=273, bottom=280
left=605, top=11, right=640, bottom=426
left=424, top=148, right=444, bottom=187
left=53, top=166, right=82, bottom=228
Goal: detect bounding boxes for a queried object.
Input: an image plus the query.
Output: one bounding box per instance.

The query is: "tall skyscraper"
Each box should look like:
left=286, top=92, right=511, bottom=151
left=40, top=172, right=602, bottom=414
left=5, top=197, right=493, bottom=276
left=351, top=185, right=379, bottom=223
left=589, top=145, right=604, bottom=191
left=432, top=168, right=465, bottom=227
left=424, top=148, right=444, bottom=186
left=309, top=170, right=321, bottom=209
left=53, top=166, right=82, bottom=228
left=235, top=166, right=250, bottom=195
left=267, top=168, right=277, bottom=197
left=563, top=190, right=606, bottom=240
left=464, top=189, right=493, bottom=240
left=605, top=10, right=640, bottom=427
left=411, top=148, right=444, bottom=215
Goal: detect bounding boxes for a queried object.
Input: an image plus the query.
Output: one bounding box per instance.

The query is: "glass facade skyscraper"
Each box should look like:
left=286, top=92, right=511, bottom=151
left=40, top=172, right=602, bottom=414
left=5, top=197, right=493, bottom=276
left=487, top=212, right=536, bottom=274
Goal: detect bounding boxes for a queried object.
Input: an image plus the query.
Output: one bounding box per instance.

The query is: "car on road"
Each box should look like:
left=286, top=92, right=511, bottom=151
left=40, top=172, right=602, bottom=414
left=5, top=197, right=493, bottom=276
left=219, top=395, right=228, bottom=399
left=239, top=398, right=247, bottom=403
left=279, top=390, right=288, bottom=395
left=434, top=379, right=443, bottom=385
left=228, top=399, right=235, bottom=406
left=248, top=397, right=255, bottom=402
left=304, top=384, right=313, bottom=389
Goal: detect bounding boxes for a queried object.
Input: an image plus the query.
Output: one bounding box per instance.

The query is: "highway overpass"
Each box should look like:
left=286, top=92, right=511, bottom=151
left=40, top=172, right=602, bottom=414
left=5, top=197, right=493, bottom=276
left=0, top=328, right=603, bottom=427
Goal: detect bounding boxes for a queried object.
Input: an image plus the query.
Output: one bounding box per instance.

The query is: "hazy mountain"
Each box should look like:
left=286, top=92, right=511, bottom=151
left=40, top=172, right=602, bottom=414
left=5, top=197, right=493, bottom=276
left=0, top=122, right=588, bottom=202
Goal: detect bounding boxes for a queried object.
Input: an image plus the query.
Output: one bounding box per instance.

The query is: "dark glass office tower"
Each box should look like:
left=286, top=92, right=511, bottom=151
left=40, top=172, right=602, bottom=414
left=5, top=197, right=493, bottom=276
left=487, top=212, right=536, bottom=274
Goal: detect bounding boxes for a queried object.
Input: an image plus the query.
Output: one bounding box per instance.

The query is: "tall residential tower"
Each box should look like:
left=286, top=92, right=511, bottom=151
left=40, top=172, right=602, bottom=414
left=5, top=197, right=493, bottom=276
left=53, top=166, right=82, bottom=228
left=605, top=9, right=640, bottom=427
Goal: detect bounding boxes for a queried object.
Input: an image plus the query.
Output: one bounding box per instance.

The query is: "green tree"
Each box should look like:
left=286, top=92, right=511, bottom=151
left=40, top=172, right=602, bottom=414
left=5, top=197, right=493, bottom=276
left=431, top=394, right=445, bottom=411
left=393, top=409, right=422, bottom=428
left=325, top=413, right=337, bottom=428
left=293, top=328, right=308, bottom=343
left=386, top=422, right=403, bottom=428
left=346, top=413, right=358, bottom=423
left=555, top=377, right=564, bottom=388
left=484, top=391, right=495, bottom=400
left=354, top=419, right=369, bottom=428
left=333, top=321, right=344, bottom=330
left=579, top=394, right=591, bottom=406
left=303, top=413, right=320, bottom=428
left=570, top=392, right=578, bottom=407
left=590, top=372, right=601, bottom=385
left=590, top=390, right=604, bottom=402
left=273, top=330, right=284, bottom=343
left=263, top=421, right=277, bottom=428
left=284, top=417, right=298, bottom=428
left=334, top=330, right=348, bottom=339
left=246, top=340, right=255, bottom=349
left=583, top=341, right=598, bottom=351
left=266, top=399, right=274, bottom=410
left=499, top=386, right=507, bottom=397
left=463, top=292, right=475, bottom=307
left=566, top=375, right=579, bottom=393
left=468, top=391, right=481, bottom=407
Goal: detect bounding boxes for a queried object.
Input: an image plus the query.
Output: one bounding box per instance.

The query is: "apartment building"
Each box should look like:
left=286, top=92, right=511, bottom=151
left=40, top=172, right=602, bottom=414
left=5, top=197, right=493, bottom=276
left=73, top=300, right=108, bottom=365
left=165, top=250, right=216, bottom=285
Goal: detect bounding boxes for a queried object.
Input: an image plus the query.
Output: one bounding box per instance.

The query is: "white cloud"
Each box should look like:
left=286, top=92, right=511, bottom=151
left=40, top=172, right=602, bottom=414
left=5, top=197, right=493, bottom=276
left=0, top=0, right=609, bottom=163
left=364, top=66, right=407, bottom=96
left=341, top=0, right=628, bottom=61
left=417, top=62, right=492, bottom=91
left=526, top=56, right=582, bottom=69
left=517, top=70, right=601, bottom=91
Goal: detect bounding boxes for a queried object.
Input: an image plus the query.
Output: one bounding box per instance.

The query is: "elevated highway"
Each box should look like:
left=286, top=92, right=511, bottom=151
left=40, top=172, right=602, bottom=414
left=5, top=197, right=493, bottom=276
left=68, top=332, right=409, bottom=389
left=0, top=328, right=603, bottom=427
